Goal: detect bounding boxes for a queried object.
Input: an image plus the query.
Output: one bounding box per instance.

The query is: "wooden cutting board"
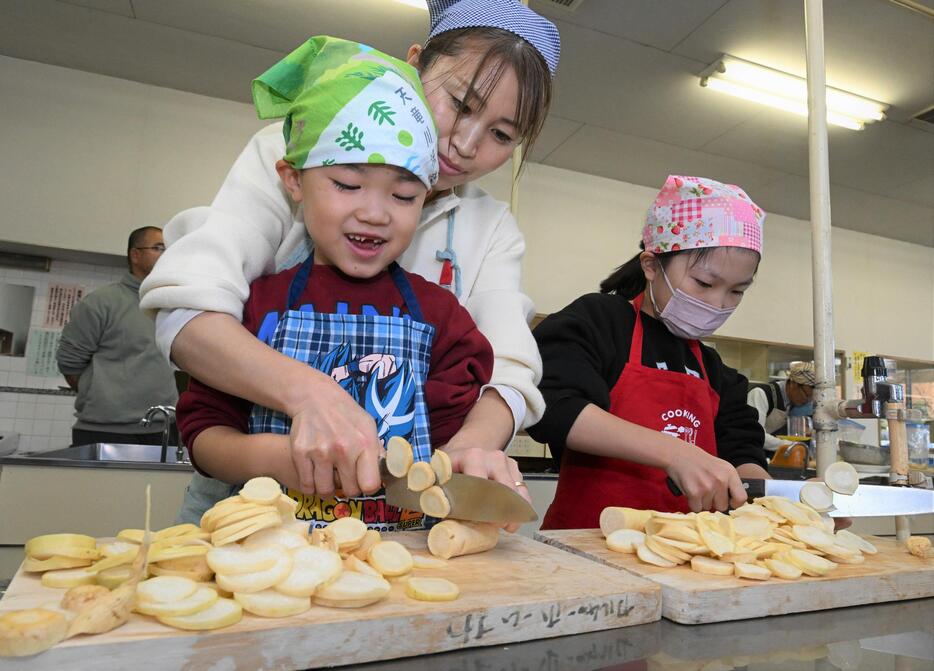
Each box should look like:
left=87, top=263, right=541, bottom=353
left=535, top=529, right=934, bottom=624
left=0, top=531, right=660, bottom=670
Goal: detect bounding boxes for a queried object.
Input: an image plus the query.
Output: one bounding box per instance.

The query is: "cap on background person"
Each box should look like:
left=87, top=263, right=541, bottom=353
left=789, top=361, right=817, bottom=387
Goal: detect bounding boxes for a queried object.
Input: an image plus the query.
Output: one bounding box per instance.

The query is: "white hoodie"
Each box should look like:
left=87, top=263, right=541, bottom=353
left=139, top=123, right=544, bottom=429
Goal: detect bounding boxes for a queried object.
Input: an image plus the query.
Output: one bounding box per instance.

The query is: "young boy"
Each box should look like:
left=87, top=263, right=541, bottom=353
left=176, top=37, right=493, bottom=531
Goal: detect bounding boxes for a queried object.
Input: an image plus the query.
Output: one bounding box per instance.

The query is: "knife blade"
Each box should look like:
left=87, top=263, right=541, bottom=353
left=380, top=460, right=538, bottom=524
left=749, top=479, right=934, bottom=518
left=665, top=476, right=934, bottom=517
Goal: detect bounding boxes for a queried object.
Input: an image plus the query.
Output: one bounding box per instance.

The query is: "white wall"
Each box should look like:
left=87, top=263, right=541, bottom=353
left=0, top=55, right=265, bottom=255
left=478, top=164, right=934, bottom=363
left=2, top=56, right=932, bottom=362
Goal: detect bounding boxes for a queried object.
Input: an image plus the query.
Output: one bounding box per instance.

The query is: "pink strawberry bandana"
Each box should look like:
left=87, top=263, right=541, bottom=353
left=642, top=175, right=764, bottom=255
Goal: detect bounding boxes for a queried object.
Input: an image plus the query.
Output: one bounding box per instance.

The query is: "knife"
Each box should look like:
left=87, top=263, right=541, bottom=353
left=380, top=460, right=538, bottom=524
left=666, top=477, right=934, bottom=518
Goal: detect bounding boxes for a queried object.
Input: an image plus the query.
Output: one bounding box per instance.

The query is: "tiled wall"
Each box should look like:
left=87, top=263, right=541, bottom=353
left=0, top=260, right=124, bottom=453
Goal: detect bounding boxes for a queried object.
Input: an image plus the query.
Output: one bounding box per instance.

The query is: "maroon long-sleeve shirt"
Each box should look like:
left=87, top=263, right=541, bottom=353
left=177, top=263, right=493, bottom=474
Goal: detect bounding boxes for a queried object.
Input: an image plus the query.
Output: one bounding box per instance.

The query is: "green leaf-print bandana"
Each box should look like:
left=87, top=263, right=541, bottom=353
left=252, top=36, right=439, bottom=188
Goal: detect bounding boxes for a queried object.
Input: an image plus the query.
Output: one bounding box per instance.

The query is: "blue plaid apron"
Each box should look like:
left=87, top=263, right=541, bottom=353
left=247, top=258, right=435, bottom=531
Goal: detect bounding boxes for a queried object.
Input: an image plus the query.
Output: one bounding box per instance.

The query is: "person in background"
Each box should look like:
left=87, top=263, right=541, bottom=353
left=529, top=176, right=768, bottom=529
left=56, top=227, right=178, bottom=446
left=747, top=361, right=816, bottom=452
left=139, top=0, right=560, bottom=528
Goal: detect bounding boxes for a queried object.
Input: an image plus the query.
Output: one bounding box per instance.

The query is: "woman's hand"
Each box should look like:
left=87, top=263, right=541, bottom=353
left=441, top=390, right=530, bottom=532
left=663, top=443, right=748, bottom=512
left=286, top=373, right=382, bottom=499
left=442, top=445, right=530, bottom=533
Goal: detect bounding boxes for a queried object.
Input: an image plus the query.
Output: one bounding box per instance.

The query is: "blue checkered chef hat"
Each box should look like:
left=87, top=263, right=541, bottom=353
left=427, top=0, right=561, bottom=76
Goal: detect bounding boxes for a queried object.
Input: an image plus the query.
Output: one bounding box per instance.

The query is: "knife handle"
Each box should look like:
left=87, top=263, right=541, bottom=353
left=665, top=477, right=766, bottom=504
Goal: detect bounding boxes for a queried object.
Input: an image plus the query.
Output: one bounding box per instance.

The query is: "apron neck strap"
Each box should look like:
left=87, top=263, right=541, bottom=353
left=286, top=257, right=426, bottom=323
left=628, top=293, right=709, bottom=378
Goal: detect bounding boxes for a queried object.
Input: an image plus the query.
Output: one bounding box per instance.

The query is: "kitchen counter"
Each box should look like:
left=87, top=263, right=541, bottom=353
left=353, top=598, right=933, bottom=671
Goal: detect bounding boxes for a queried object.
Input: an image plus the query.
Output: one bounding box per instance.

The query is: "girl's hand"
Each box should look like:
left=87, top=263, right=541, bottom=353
left=664, top=443, right=748, bottom=512
left=287, top=374, right=382, bottom=499
left=441, top=445, right=531, bottom=533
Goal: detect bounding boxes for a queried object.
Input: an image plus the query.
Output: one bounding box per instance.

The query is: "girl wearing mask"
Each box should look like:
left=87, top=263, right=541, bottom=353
left=529, top=176, right=769, bottom=529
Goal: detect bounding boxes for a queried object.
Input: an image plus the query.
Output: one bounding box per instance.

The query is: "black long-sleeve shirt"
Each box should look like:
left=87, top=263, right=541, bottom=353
left=527, top=293, right=766, bottom=470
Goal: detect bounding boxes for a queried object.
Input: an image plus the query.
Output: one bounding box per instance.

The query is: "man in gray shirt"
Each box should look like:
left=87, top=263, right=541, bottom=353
left=57, top=227, right=178, bottom=446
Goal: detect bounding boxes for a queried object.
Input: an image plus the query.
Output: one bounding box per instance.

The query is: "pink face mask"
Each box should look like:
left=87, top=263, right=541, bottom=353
left=649, top=265, right=735, bottom=340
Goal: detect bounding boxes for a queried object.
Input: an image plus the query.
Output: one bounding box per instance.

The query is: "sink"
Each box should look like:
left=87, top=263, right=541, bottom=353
left=1, top=443, right=193, bottom=471
left=39, top=443, right=188, bottom=464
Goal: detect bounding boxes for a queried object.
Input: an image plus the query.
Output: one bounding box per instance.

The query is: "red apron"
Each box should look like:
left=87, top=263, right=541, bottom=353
left=541, top=294, right=721, bottom=529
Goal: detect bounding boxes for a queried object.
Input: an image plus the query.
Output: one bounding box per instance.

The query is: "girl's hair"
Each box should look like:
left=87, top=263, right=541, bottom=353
left=418, top=27, right=552, bottom=167
left=599, top=244, right=723, bottom=300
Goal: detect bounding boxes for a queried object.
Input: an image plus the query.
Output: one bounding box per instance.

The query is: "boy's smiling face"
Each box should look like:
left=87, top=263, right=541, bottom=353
left=278, top=162, right=428, bottom=278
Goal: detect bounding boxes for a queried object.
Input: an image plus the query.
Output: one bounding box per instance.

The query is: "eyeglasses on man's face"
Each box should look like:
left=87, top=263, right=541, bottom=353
left=134, top=244, right=166, bottom=253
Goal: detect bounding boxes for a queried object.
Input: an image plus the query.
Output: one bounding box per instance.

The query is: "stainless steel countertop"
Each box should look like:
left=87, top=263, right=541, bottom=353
left=353, top=598, right=934, bottom=671
left=0, top=443, right=193, bottom=472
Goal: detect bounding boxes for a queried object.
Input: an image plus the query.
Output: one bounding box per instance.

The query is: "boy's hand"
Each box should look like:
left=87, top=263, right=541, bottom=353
left=287, top=376, right=382, bottom=499
left=442, top=445, right=531, bottom=534
left=663, top=442, right=748, bottom=512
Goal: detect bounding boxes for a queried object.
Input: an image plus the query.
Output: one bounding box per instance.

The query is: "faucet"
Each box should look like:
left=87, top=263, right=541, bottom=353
left=141, top=405, right=183, bottom=464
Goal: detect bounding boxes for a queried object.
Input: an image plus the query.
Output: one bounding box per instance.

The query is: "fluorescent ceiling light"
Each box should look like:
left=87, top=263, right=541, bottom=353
left=700, top=55, right=888, bottom=131
left=391, top=0, right=428, bottom=9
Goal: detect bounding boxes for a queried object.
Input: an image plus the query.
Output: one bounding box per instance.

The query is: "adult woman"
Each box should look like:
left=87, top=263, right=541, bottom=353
left=140, top=0, right=560, bottom=528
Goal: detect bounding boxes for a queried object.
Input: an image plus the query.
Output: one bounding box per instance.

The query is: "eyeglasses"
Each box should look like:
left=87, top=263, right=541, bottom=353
left=134, top=245, right=166, bottom=253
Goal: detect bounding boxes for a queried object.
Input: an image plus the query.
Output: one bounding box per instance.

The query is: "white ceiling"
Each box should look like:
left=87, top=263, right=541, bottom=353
left=1, top=0, right=932, bottom=245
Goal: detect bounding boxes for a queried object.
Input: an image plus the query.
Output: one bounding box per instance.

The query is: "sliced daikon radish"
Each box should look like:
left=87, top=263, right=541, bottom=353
left=157, top=597, right=242, bottom=631
left=430, top=450, right=452, bottom=485
left=605, top=529, right=646, bottom=553
left=406, top=577, right=459, bottom=602
left=60, top=584, right=110, bottom=612
left=352, top=530, right=382, bottom=561
left=791, top=524, right=836, bottom=551
left=411, top=554, right=447, bottom=569
left=344, top=555, right=382, bottom=578
left=240, top=477, right=282, bottom=505
left=635, top=542, right=676, bottom=568
left=274, top=494, right=299, bottom=520
left=25, top=534, right=96, bottom=559
left=731, top=503, right=782, bottom=523
left=280, top=518, right=310, bottom=538
left=825, top=547, right=865, bottom=564
left=799, top=483, right=835, bottom=512
left=96, top=564, right=137, bottom=590
left=783, top=549, right=837, bottom=576
left=136, top=576, right=199, bottom=604
left=275, top=546, right=342, bottom=598
left=206, top=544, right=282, bottom=576
left=834, top=529, right=877, bottom=555
left=0, top=608, right=68, bottom=657
left=234, top=590, right=310, bottom=618
left=407, top=462, right=436, bottom=492
left=734, top=562, right=771, bottom=580
left=645, top=536, right=690, bottom=563
left=690, top=556, right=734, bottom=576
left=98, top=541, right=137, bottom=559
left=732, top=515, right=772, bottom=541
left=22, top=556, right=92, bottom=573
left=212, top=505, right=278, bottom=532
left=764, top=558, right=802, bottom=580
left=599, top=507, right=652, bottom=536
left=697, top=527, right=733, bottom=557
left=721, top=552, right=757, bottom=564
left=40, top=567, right=97, bottom=589
left=326, top=517, right=367, bottom=552
left=386, top=436, right=414, bottom=478
left=242, top=527, right=307, bottom=551
left=211, top=511, right=282, bottom=546
left=655, top=524, right=702, bottom=544
left=215, top=553, right=293, bottom=594
left=312, top=571, right=390, bottom=608
left=762, top=498, right=811, bottom=524
left=135, top=586, right=218, bottom=617
left=770, top=528, right=807, bottom=549
left=824, top=462, right=859, bottom=495
left=367, top=541, right=413, bottom=577
left=419, top=486, right=451, bottom=518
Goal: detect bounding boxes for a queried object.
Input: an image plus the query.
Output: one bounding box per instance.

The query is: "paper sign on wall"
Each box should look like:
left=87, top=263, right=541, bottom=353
left=44, top=284, right=85, bottom=328
left=851, top=351, right=869, bottom=389
left=25, top=328, right=62, bottom=377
